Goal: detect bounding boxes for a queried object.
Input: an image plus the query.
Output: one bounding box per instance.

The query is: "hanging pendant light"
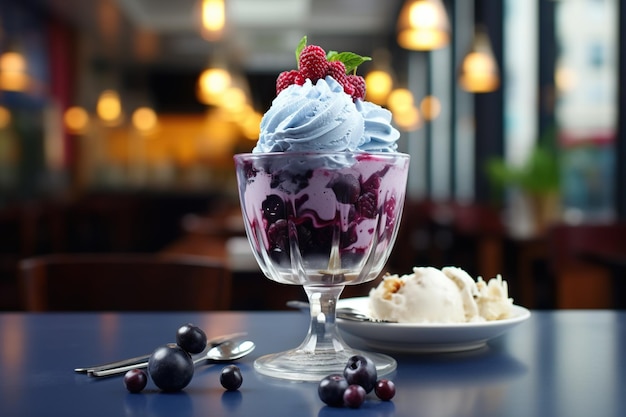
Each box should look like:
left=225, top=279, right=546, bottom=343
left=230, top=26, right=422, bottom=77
left=200, top=0, right=226, bottom=41
left=397, top=0, right=450, bottom=51
left=197, top=66, right=232, bottom=105
left=459, top=26, right=500, bottom=93
left=364, top=49, right=395, bottom=105
left=0, top=51, right=30, bottom=92
left=96, top=89, right=124, bottom=126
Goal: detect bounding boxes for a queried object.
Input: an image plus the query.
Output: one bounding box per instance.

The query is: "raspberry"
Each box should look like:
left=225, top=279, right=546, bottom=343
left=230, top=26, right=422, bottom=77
left=276, top=70, right=300, bottom=95
left=362, top=173, right=382, bottom=194
left=294, top=72, right=306, bottom=86
left=299, top=45, right=328, bottom=82
left=326, top=61, right=354, bottom=96
left=348, top=75, right=366, bottom=101
left=357, top=191, right=377, bottom=219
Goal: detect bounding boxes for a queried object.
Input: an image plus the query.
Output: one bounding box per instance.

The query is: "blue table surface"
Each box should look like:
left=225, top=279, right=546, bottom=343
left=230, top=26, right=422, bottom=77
left=0, top=309, right=624, bottom=417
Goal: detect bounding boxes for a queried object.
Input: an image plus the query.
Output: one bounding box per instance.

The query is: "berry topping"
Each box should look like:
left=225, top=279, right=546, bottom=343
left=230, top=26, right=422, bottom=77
left=299, top=45, right=328, bottom=82
left=276, top=70, right=300, bottom=95
left=348, top=75, right=366, bottom=101
left=326, top=60, right=354, bottom=96
left=273, top=36, right=371, bottom=102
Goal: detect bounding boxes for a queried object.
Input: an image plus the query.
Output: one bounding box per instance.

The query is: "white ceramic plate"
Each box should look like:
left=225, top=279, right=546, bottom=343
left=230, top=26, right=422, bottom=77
left=337, top=297, right=531, bottom=353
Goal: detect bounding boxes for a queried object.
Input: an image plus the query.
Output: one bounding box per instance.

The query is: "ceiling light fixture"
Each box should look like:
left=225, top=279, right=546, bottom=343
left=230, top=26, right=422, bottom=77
left=0, top=51, right=30, bottom=92
left=364, top=49, right=395, bottom=105
left=197, top=67, right=232, bottom=105
left=201, top=0, right=226, bottom=41
left=459, top=26, right=500, bottom=93
left=397, top=0, right=450, bottom=51
left=64, top=106, right=90, bottom=134
left=132, top=107, right=159, bottom=134
left=96, top=90, right=123, bottom=126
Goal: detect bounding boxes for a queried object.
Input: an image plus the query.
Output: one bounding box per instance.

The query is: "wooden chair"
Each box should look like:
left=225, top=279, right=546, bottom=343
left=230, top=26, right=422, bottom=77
left=18, top=254, right=232, bottom=311
left=546, top=222, right=626, bottom=308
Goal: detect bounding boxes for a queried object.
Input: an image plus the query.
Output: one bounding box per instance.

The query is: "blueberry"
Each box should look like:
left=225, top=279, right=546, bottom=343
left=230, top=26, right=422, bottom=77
left=267, top=219, right=289, bottom=251
left=374, top=379, right=396, bottom=401
left=330, top=174, right=361, bottom=204
left=176, top=323, right=207, bottom=354
left=343, top=355, right=377, bottom=393
left=124, top=369, right=148, bottom=393
left=148, top=345, right=194, bottom=392
left=220, top=365, right=243, bottom=391
left=262, top=194, right=285, bottom=223
left=318, top=374, right=349, bottom=407
left=343, top=384, right=366, bottom=408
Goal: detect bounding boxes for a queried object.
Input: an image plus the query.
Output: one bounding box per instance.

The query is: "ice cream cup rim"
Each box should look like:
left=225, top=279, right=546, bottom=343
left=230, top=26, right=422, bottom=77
left=233, top=151, right=410, bottom=160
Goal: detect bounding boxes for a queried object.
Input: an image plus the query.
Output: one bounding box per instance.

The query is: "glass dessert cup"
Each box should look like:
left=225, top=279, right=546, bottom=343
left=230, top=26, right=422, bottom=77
left=234, top=151, right=410, bottom=381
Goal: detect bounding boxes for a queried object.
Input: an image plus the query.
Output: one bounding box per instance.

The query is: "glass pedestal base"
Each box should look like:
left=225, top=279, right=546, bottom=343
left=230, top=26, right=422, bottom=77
left=254, top=347, right=396, bottom=382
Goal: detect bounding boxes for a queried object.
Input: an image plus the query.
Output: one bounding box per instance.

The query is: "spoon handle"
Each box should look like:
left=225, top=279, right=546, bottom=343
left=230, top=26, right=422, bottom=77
left=75, top=331, right=247, bottom=374
left=91, top=361, right=149, bottom=377
left=91, top=353, right=209, bottom=377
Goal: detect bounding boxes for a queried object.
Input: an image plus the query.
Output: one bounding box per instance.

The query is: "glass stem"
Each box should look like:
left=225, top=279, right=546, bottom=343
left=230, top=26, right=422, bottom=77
left=300, top=285, right=348, bottom=354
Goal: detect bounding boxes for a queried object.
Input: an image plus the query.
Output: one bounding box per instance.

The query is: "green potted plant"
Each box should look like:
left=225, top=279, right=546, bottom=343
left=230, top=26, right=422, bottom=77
left=486, top=130, right=561, bottom=235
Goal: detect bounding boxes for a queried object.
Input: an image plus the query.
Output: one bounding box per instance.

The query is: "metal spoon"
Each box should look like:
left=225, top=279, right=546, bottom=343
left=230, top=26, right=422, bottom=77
left=75, top=331, right=247, bottom=374
left=90, top=340, right=256, bottom=377
left=286, top=300, right=394, bottom=323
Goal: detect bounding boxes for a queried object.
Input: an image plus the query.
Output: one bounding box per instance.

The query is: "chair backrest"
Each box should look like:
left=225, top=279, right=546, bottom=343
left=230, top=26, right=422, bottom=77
left=546, top=222, right=626, bottom=308
left=18, top=254, right=232, bottom=312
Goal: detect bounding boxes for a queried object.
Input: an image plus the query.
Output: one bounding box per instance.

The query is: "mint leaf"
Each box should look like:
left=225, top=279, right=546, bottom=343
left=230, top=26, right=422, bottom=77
left=326, top=50, right=339, bottom=61
left=328, top=52, right=372, bottom=74
left=296, top=36, right=307, bottom=67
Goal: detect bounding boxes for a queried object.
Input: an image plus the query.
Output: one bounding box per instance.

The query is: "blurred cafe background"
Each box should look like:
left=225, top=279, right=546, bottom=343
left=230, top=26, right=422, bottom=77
left=0, top=0, right=625, bottom=311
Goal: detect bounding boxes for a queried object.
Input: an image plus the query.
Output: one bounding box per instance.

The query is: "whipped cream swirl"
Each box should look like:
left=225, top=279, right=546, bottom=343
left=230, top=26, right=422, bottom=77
left=355, top=100, right=399, bottom=153
left=255, top=77, right=364, bottom=153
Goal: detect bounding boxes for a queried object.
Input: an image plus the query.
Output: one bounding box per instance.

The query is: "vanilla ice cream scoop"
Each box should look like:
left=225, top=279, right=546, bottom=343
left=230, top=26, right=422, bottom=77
left=368, top=267, right=467, bottom=323
left=476, top=275, right=513, bottom=320
left=368, top=266, right=513, bottom=323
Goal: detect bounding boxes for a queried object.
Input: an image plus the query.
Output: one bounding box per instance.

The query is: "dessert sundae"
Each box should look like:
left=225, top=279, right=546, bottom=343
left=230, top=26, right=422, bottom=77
left=368, top=266, right=513, bottom=323
left=233, top=37, right=409, bottom=380
left=235, top=37, right=408, bottom=286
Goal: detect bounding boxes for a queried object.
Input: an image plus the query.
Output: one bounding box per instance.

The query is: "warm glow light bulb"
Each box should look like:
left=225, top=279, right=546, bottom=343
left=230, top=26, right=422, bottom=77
left=387, top=88, right=415, bottom=114
left=409, top=2, right=438, bottom=28
left=97, top=90, right=123, bottom=124
left=198, top=68, right=231, bottom=98
left=132, top=107, right=158, bottom=132
left=420, top=95, right=442, bottom=121
left=64, top=106, right=89, bottom=133
left=365, top=70, right=393, bottom=104
left=0, top=52, right=26, bottom=72
left=393, top=106, right=421, bottom=131
left=397, top=0, right=450, bottom=50
left=459, top=52, right=499, bottom=93
left=0, top=52, right=30, bottom=91
left=201, top=0, right=225, bottom=40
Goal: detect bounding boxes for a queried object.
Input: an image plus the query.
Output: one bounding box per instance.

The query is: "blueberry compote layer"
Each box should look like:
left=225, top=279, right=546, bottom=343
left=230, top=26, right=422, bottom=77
left=236, top=153, right=409, bottom=286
